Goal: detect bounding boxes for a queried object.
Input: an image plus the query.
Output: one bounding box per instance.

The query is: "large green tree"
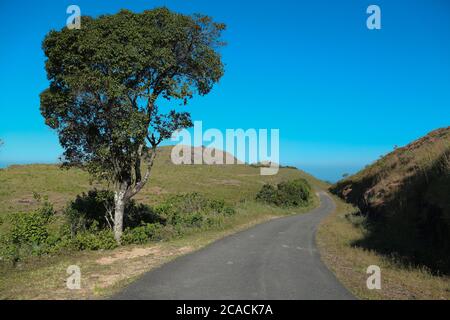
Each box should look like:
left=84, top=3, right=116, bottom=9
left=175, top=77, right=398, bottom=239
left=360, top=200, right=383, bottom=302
left=40, top=8, right=225, bottom=242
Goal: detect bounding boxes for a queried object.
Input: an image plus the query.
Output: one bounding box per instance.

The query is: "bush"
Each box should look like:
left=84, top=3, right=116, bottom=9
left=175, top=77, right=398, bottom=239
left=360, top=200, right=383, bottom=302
left=71, top=230, right=118, bottom=251
left=65, top=189, right=163, bottom=234
left=0, top=194, right=123, bottom=265
left=256, top=179, right=312, bottom=207
left=65, top=189, right=113, bottom=233
left=155, top=193, right=235, bottom=227
left=255, top=184, right=277, bottom=204
left=9, top=200, right=54, bottom=245
left=0, top=191, right=237, bottom=265
left=0, top=197, right=58, bottom=263
left=277, top=179, right=312, bottom=206
left=122, top=223, right=168, bottom=245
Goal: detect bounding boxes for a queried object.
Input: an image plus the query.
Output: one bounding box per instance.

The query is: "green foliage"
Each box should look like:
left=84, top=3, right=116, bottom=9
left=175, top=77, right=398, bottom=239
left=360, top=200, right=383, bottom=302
left=255, top=184, right=277, bottom=204
left=122, top=193, right=235, bottom=244
left=71, top=230, right=118, bottom=251
left=65, top=189, right=114, bottom=234
left=65, top=189, right=164, bottom=234
left=0, top=194, right=120, bottom=264
left=256, top=179, right=312, bottom=207
left=40, top=8, right=225, bottom=185
left=122, top=223, right=167, bottom=245
left=0, top=197, right=58, bottom=263
left=1, top=192, right=237, bottom=264
left=9, top=200, right=54, bottom=247
left=155, top=193, right=235, bottom=226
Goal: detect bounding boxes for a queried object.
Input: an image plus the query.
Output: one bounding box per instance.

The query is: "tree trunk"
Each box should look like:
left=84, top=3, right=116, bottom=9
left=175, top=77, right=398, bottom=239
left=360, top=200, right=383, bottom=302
left=113, top=184, right=128, bottom=243
left=112, top=146, right=158, bottom=244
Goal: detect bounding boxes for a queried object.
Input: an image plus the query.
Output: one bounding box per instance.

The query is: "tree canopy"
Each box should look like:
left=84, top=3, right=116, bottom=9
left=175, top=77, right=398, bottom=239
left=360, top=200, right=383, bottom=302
left=40, top=8, right=226, bottom=241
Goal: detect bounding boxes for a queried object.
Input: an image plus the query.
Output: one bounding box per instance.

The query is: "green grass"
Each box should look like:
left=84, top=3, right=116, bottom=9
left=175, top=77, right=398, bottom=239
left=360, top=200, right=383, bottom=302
left=0, top=147, right=326, bottom=216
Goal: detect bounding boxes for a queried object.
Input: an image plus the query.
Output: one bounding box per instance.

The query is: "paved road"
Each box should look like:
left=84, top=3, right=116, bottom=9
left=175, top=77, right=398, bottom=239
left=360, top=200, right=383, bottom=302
left=114, top=192, right=355, bottom=300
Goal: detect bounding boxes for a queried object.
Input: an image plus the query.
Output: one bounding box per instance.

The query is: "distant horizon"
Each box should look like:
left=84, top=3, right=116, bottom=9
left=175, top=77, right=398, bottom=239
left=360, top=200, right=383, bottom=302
left=1, top=125, right=446, bottom=182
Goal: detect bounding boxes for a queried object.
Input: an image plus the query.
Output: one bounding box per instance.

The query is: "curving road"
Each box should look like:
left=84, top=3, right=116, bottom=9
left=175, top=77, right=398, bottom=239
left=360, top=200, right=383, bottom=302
left=114, top=192, right=354, bottom=300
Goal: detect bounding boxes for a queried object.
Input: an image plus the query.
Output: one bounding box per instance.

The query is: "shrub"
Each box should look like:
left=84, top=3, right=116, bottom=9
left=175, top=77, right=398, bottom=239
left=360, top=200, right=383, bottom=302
left=0, top=191, right=237, bottom=265
left=71, top=230, right=118, bottom=251
left=277, top=179, right=312, bottom=206
left=255, top=184, right=277, bottom=204
left=64, top=189, right=113, bottom=234
left=256, top=179, right=312, bottom=207
left=122, top=223, right=167, bottom=245
left=155, top=193, right=235, bottom=227
left=0, top=195, right=122, bottom=265
left=0, top=198, right=58, bottom=263
left=65, top=189, right=163, bottom=234
left=9, top=201, right=55, bottom=246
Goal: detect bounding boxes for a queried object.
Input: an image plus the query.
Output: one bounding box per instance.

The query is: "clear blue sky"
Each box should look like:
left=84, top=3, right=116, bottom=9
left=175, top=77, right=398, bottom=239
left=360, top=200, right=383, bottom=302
left=0, top=0, right=449, bottom=181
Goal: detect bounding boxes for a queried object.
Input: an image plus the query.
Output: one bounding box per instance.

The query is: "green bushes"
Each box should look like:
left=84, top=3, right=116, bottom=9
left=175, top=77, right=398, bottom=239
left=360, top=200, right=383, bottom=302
left=256, top=179, right=312, bottom=207
left=0, top=184, right=314, bottom=266
left=155, top=193, right=235, bottom=226
left=122, top=223, right=167, bottom=245
left=0, top=196, right=58, bottom=263
left=0, top=191, right=237, bottom=264
left=9, top=202, right=54, bottom=245
left=71, top=230, right=118, bottom=251
left=65, top=189, right=164, bottom=234
left=122, top=193, right=236, bottom=245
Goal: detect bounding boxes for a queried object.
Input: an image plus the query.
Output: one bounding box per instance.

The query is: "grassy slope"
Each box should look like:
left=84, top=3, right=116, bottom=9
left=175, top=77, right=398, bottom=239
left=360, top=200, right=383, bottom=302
left=0, top=146, right=325, bottom=299
left=331, top=126, right=450, bottom=213
left=318, top=127, right=450, bottom=300
left=329, top=127, right=450, bottom=273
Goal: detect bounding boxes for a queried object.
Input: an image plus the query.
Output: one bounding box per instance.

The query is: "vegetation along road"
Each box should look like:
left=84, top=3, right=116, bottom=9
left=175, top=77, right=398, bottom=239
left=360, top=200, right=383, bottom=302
left=114, top=192, right=354, bottom=300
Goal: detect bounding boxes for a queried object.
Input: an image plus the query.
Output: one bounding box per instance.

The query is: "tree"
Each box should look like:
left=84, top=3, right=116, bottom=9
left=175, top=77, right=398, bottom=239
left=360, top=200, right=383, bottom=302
left=40, top=8, right=225, bottom=242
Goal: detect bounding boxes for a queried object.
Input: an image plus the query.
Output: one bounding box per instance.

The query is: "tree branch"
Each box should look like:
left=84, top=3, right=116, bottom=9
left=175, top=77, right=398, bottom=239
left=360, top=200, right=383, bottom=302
left=126, top=145, right=158, bottom=199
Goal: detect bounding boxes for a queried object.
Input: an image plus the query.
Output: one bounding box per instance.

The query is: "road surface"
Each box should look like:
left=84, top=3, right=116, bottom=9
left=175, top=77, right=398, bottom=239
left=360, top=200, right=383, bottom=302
left=114, top=192, right=355, bottom=300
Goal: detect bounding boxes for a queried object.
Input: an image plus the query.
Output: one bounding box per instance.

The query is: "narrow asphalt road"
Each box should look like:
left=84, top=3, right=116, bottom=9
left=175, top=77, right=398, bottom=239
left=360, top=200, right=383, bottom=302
left=114, top=192, right=355, bottom=300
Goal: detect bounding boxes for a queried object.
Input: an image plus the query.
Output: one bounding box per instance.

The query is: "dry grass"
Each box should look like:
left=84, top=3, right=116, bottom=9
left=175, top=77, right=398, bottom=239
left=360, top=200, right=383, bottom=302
left=316, top=194, right=450, bottom=300
left=330, top=127, right=450, bottom=275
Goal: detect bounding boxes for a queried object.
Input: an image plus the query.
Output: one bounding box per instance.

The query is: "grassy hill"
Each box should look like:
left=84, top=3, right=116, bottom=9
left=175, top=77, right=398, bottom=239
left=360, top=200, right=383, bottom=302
left=330, top=127, right=450, bottom=273
left=0, top=146, right=326, bottom=216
